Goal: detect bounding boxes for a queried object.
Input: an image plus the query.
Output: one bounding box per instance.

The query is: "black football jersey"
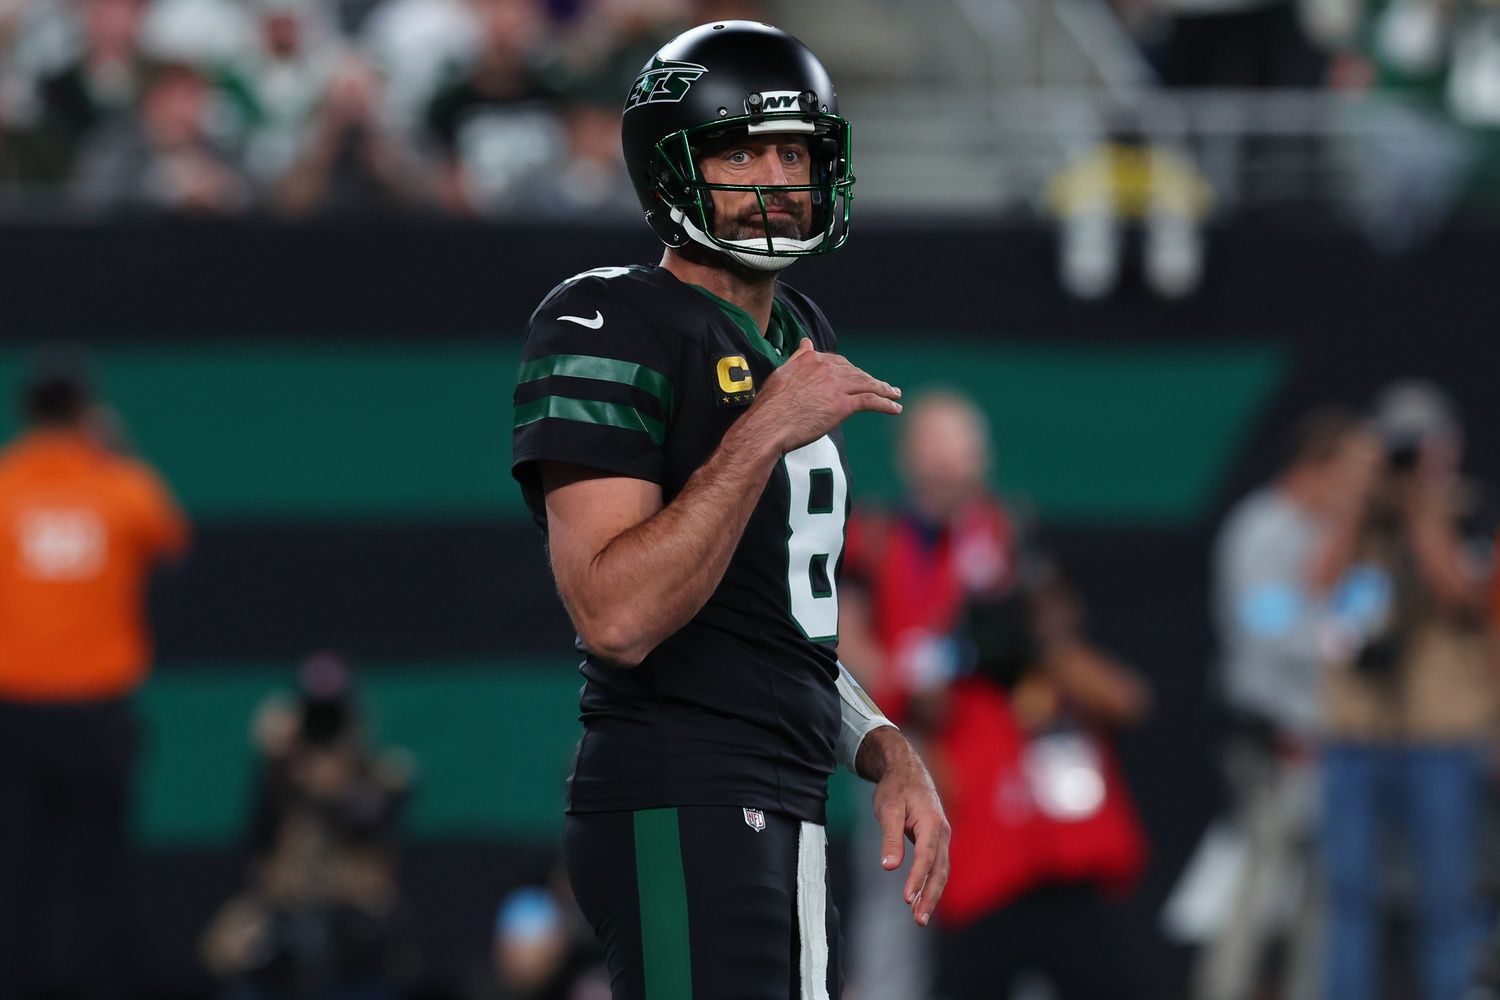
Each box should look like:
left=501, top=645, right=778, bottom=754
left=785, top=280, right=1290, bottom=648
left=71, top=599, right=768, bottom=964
left=511, top=264, right=849, bottom=823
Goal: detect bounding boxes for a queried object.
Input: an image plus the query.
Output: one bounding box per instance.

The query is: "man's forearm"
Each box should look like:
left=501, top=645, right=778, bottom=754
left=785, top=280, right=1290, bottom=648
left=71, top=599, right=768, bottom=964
left=576, top=417, right=782, bottom=663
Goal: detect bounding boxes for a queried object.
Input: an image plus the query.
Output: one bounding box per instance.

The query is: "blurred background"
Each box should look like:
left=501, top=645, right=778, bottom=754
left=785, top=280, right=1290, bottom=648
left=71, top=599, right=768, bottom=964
left=0, top=0, right=1497, bottom=998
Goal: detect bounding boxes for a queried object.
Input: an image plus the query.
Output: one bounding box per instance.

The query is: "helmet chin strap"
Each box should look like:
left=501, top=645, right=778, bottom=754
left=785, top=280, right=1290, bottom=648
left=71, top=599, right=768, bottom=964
left=671, top=207, right=824, bottom=272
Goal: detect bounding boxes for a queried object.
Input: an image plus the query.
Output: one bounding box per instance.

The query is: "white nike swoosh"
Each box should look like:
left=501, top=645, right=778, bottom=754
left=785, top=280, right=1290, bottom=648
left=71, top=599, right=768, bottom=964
left=557, top=311, right=604, bottom=329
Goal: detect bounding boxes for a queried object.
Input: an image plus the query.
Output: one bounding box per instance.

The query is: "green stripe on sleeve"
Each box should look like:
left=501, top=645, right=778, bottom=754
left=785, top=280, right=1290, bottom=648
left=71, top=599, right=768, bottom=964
left=513, top=397, right=665, bottom=446
left=517, top=354, right=676, bottom=417
left=633, top=808, right=693, bottom=999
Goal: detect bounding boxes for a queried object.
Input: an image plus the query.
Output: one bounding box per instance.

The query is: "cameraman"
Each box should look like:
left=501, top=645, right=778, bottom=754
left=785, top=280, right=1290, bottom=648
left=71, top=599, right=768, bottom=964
left=201, top=654, right=412, bottom=1000
left=931, top=560, right=1153, bottom=1000
left=841, top=392, right=1151, bottom=1000
left=1196, top=407, right=1379, bottom=1000
left=1321, top=382, right=1496, bottom=1000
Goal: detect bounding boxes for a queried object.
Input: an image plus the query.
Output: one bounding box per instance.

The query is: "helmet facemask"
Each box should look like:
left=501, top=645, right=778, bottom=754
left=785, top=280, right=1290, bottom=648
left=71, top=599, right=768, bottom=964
left=650, top=110, right=854, bottom=272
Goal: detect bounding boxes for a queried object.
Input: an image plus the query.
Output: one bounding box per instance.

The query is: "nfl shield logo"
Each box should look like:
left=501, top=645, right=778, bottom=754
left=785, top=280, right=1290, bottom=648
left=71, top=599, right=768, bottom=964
left=743, top=807, right=766, bottom=833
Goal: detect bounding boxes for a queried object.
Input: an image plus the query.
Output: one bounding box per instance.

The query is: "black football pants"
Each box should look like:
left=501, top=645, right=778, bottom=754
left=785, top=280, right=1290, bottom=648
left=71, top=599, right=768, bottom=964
left=564, top=805, right=843, bottom=999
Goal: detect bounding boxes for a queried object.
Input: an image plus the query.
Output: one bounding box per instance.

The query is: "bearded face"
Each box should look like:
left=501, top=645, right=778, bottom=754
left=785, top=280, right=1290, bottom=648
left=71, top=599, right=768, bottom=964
left=697, top=134, right=815, bottom=243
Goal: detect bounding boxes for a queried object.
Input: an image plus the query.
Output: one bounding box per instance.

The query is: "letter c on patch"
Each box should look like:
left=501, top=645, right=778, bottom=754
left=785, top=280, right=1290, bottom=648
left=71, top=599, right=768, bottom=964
left=716, top=355, right=753, bottom=394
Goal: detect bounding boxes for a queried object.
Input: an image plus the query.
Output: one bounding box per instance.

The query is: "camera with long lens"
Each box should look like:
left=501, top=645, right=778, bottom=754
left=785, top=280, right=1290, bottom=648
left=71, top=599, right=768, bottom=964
left=957, top=587, right=1042, bottom=692
left=1347, top=382, right=1460, bottom=680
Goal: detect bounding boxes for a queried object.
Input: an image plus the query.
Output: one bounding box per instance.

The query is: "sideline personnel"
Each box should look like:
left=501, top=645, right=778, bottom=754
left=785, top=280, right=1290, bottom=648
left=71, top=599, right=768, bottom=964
left=0, top=358, right=190, bottom=1000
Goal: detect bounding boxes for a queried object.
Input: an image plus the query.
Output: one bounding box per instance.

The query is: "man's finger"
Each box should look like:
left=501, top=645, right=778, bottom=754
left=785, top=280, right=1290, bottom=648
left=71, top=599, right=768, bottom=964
left=877, top=803, right=905, bottom=871
left=903, top=816, right=941, bottom=915
left=850, top=393, right=902, bottom=416
left=915, top=824, right=952, bottom=926
left=840, top=367, right=901, bottom=400
left=791, top=337, right=814, bottom=357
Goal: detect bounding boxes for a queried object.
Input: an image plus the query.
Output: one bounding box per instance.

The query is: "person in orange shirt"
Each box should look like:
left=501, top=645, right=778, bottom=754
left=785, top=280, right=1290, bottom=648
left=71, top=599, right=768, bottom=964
left=0, top=359, right=189, bottom=1000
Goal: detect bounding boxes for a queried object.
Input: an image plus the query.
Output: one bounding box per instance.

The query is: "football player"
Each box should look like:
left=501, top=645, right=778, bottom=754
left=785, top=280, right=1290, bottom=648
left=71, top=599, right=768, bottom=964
left=511, top=20, right=949, bottom=999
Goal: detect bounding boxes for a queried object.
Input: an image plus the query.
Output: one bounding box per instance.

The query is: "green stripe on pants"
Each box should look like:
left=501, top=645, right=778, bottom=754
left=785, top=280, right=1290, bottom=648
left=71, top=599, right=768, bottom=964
left=633, top=807, right=692, bottom=999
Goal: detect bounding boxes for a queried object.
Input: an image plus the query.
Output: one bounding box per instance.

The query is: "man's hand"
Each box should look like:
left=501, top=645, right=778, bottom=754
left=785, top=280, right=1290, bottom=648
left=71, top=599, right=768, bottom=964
left=741, top=339, right=901, bottom=456
left=856, top=726, right=951, bottom=927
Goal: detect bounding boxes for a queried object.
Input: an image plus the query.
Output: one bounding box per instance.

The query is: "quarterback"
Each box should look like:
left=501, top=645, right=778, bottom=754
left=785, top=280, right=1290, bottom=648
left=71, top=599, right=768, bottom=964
left=511, top=20, right=949, bottom=999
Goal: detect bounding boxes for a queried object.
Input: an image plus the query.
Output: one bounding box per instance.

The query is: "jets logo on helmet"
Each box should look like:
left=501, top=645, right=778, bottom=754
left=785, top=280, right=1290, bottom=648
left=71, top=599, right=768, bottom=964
left=625, top=59, right=708, bottom=110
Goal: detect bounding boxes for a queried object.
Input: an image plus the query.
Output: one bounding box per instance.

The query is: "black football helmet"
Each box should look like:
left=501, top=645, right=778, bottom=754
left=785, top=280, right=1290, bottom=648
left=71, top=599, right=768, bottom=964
left=621, top=20, right=854, bottom=271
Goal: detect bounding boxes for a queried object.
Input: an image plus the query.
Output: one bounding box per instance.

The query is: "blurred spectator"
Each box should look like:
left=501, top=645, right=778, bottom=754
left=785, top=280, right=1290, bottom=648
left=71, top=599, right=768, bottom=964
left=1143, top=0, right=1327, bottom=87
left=423, top=0, right=563, bottom=214
left=70, top=58, right=252, bottom=213
left=222, top=0, right=343, bottom=187
left=1447, top=6, right=1500, bottom=127
left=932, top=570, right=1151, bottom=1000
left=1188, top=406, right=1377, bottom=1000
left=360, top=0, right=481, bottom=130
left=10, top=0, right=150, bottom=185
left=271, top=54, right=428, bottom=216
left=137, top=0, right=253, bottom=70
left=0, top=351, right=190, bottom=1000
left=520, top=0, right=685, bottom=217
left=1319, top=381, right=1496, bottom=1000
left=201, top=653, right=414, bottom=1000
left=840, top=391, right=1152, bottom=1000
left=549, top=0, right=685, bottom=102
left=527, top=100, right=636, bottom=216
left=473, top=871, right=608, bottom=1000
left=840, top=391, right=1003, bottom=1000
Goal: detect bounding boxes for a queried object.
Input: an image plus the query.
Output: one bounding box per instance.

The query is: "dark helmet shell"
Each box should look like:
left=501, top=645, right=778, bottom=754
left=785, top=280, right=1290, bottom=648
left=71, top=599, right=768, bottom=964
left=620, top=21, right=852, bottom=259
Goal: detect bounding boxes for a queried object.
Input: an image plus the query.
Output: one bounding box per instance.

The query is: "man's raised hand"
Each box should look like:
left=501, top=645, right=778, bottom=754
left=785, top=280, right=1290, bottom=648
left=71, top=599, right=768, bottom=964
left=743, top=339, right=902, bottom=455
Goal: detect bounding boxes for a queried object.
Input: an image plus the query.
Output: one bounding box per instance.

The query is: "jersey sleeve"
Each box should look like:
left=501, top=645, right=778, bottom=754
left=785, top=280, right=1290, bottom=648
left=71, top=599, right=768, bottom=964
left=511, top=276, right=679, bottom=504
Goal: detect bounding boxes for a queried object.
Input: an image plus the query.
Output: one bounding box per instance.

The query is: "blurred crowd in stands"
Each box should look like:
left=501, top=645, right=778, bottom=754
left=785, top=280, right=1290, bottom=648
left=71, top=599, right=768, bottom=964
left=1119, top=0, right=1500, bottom=117
left=6, top=0, right=1500, bottom=220
left=0, top=0, right=762, bottom=217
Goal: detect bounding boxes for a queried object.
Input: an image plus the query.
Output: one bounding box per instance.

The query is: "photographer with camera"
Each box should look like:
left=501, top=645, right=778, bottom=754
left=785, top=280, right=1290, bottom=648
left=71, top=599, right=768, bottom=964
left=1320, top=382, right=1496, bottom=1000
left=929, top=553, right=1153, bottom=1000
left=201, top=653, right=414, bottom=1000
left=1194, top=407, right=1379, bottom=1000
left=840, top=391, right=1152, bottom=1000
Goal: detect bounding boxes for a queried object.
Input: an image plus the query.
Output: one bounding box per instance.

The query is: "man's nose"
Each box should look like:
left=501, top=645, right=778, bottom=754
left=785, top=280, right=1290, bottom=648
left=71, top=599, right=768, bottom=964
left=758, top=148, right=791, bottom=185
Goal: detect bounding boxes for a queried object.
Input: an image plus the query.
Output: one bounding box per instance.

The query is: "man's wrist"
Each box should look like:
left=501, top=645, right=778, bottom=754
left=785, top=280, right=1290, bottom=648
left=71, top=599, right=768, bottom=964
left=725, top=411, right=783, bottom=471
left=854, top=724, right=908, bottom=783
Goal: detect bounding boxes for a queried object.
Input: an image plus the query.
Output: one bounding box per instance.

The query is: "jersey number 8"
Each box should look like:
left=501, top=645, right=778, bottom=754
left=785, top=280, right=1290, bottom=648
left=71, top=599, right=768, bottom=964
left=784, top=437, right=846, bottom=642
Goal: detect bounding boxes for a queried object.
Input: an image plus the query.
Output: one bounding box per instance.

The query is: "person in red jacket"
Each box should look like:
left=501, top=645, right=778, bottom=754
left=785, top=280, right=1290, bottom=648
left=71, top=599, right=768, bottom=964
left=932, top=575, right=1151, bottom=999
left=841, top=390, right=1151, bottom=1000
left=840, top=391, right=1010, bottom=1000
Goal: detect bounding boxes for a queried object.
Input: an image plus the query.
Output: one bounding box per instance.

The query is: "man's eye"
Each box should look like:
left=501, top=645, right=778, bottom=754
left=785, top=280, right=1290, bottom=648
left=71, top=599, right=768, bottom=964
left=783, top=149, right=803, bottom=163
left=727, top=150, right=750, bottom=164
